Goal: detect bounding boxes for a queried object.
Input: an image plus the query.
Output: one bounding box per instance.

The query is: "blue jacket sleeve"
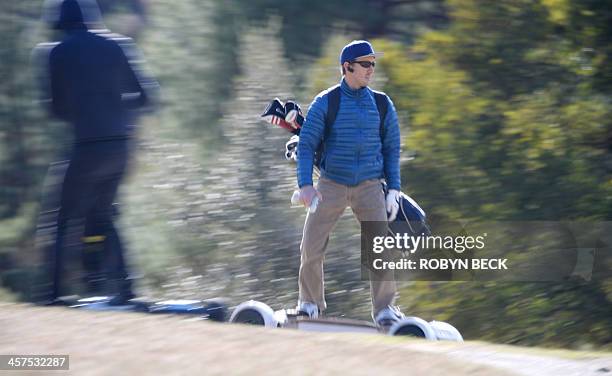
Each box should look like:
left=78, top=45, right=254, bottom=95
left=297, top=93, right=327, bottom=187
left=382, top=96, right=401, bottom=190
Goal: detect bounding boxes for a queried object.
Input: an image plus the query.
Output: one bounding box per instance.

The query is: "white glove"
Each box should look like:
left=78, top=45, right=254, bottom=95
left=294, top=185, right=322, bottom=212
left=386, top=189, right=400, bottom=222
left=291, top=189, right=320, bottom=213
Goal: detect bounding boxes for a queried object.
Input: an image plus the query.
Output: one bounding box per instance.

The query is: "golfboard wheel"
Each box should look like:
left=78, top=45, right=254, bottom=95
left=428, top=320, right=464, bottom=341
left=229, top=300, right=278, bottom=327
left=388, top=317, right=433, bottom=338
left=389, top=317, right=463, bottom=341
left=390, top=324, right=427, bottom=337
left=232, top=308, right=266, bottom=325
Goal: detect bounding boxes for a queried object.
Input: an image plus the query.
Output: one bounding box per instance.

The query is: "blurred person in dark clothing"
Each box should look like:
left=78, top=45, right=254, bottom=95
left=33, top=0, right=158, bottom=304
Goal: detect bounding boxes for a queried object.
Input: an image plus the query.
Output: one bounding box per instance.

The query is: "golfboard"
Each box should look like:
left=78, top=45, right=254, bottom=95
left=54, top=295, right=228, bottom=322
left=229, top=300, right=463, bottom=341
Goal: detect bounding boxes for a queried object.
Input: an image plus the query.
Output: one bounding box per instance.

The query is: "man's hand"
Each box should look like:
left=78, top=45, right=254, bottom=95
left=386, top=189, right=400, bottom=222
left=299, top=185, right=322, bottom=209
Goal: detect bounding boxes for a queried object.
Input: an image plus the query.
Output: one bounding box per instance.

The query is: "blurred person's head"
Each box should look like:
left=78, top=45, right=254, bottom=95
left=42, top=0, right=106, bottom=32
left=339, top=40, right=382, bottom=89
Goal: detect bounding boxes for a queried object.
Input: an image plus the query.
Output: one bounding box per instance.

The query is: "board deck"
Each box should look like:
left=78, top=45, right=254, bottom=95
left=59, top=296, right=227, bottom=321
left=277, top=309, right=383, bottom=334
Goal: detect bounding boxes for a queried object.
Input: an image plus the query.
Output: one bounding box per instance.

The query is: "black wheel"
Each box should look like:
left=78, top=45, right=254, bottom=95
left=392, top=324, right=426, bottom=337
left=233, top=308, right=266, bottom=325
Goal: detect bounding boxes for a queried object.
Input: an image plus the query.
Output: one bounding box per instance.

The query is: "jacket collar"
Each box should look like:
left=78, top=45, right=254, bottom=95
left=340, top=78, right=368, bottom=98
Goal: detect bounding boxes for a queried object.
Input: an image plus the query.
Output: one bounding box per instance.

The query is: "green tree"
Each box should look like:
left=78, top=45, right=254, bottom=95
left=340, top=0, right=612, bottom=348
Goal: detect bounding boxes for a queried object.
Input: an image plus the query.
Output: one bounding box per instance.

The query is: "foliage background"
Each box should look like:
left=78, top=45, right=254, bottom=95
left=0, top=0, right=610, bottom=350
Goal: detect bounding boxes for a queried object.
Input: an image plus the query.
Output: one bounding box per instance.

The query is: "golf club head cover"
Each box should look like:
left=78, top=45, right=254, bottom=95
left=262, top=98, right=298, bottom=134
left=284, top=100, right=304, bottom=130
left=285, top=134, right=299, bottom=161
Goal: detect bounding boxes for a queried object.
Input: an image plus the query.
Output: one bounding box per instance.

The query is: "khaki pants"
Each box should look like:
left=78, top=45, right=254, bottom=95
left=298, top=177, right=397, bottom=317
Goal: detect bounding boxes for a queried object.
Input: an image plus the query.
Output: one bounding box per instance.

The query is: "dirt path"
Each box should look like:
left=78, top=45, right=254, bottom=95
left=0, top=303, right=610, bottom=375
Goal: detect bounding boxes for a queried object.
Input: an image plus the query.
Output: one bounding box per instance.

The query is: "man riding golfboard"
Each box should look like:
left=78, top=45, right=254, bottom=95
left=295, top=40, right=404, bottom=327
left=34, top=0, right=158, bottom=305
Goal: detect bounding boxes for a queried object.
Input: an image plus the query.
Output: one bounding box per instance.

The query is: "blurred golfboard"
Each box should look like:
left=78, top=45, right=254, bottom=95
left=33, top=160, right=228, bottom=323
left=230, top=300, right=463, bottom=341
left=54, top=296, right=228, bottom=322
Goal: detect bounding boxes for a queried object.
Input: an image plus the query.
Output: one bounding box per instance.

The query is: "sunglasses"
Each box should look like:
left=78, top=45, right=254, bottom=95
left=350, top=60, right=376, bottom=68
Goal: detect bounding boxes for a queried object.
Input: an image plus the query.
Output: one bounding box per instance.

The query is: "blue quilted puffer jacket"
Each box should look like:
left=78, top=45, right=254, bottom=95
left=297, top=79, right=401, bottom=190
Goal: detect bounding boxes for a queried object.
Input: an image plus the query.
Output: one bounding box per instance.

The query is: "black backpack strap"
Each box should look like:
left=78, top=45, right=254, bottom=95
left=373, top=91, right=389, bottom=138
left=373, top=91, right=390, bottom=192
left=315, top=85, right=341, bottom=168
